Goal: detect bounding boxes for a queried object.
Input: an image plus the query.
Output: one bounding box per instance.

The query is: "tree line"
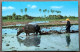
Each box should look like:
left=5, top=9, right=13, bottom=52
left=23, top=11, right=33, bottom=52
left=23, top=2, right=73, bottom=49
left=2, top=8, right=77, bottom=20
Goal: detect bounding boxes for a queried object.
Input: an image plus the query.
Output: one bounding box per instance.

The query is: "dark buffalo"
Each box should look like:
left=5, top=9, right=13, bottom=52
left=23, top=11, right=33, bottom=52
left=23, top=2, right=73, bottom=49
left=17, top=24, right=42, bottom=36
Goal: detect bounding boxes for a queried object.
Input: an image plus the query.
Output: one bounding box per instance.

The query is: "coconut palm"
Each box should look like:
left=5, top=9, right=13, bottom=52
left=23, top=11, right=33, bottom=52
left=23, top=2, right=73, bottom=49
left=43, top=9, right=47, bottom=17
left=20, top=9, right=23, bottom=19
left=56, top=11, right=61, bottom=15
left=39, top=9, right=41, bottom=17
left=56, top=11, right=61, bottom=19
left=21, top=9, right=23, bottom=16
left=45, top=9, right=47, bottom=17
left=24, top=8, right=27, bottom=19
left=51, top=9, right=54, bottom=15
left=25, top=8, right=27, bottom=14
left=48, top=10, right=49, bottom=15
left=43, top=9, right=45, bottom=17
left=50, top=9, right=55, bottom=19
left=47, top=10, right=50, bottom=19
left=43, top=9, right=47, bottom=22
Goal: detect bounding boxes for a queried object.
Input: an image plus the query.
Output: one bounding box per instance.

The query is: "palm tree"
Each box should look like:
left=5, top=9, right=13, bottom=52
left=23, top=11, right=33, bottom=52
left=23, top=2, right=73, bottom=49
left=20, top=9, right=23, bottom=20
left=39, top=9, right=41, bottom=17
left=51, top=9, right=55, bottom=19
left=45, top=9, right=47, bottom=17
left=25, top=8, right=27, bottom=15
left=43, top=9, right=47, bottom=22
left=21, top=9, right=23, bottom=16
left=56, top=11, right=61, bottom=19
left=47, top=10, right=50, bottom=19
left=24, top=8, right=27, bottom=19
left=43, top=9, right=45, bottom=17
left=48, top=10, right=49, bottom=15
left=51, top=9, right=54, bottom=15
left=56, top=11, right=61, bottom=15
left=43, top=9, right=47, bottom=17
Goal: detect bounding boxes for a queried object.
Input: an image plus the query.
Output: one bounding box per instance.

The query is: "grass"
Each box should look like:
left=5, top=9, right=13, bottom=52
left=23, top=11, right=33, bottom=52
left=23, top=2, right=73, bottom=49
left=3, top=18, right=78, bottom=22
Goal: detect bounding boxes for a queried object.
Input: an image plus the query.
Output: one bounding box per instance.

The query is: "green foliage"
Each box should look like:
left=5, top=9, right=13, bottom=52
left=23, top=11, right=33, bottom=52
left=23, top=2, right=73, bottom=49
left=2, top=8, right=78, bottom=22
left=51, top=9, right=54, bottom=14
left=48, top=10, right=49, bottom=13
left=39, top=9, right=41, bottom=17
left=39, top=9, right=41, bottom=12
left=25, top=8, right=27, bottom=14
left=21, top=9, right=23, bottom=15
left=12, top=12, right=16, bottom=20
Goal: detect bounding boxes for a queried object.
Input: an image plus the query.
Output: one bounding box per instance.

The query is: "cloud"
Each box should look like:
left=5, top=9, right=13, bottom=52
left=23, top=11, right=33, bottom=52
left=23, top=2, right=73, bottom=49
left=31, top=5, right=37, bottom=9
left=51, top=6, right=63, bottom=9
left=27, top=4, right=37, bottom=9
left=8, top=6, right=14, bottom=9
left=2, top=6, right=14, bottom=10
left=27, top=4, right=31, bottom=7
left=2, top=7, right=7, bottom=10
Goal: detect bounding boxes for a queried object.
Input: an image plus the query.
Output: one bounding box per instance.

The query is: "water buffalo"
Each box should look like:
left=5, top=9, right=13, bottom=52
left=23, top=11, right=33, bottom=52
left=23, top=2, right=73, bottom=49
left=17, top=24, right=42, bottom=36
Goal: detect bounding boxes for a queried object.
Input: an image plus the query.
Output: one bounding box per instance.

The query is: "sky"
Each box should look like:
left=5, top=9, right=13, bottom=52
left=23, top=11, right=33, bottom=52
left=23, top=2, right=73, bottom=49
left=2, top=1, right=78, bottom=17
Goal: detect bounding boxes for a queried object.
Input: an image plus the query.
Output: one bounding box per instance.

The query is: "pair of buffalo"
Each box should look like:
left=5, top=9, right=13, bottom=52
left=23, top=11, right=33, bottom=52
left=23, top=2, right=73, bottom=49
left=17, top=24, right=42, bottom=36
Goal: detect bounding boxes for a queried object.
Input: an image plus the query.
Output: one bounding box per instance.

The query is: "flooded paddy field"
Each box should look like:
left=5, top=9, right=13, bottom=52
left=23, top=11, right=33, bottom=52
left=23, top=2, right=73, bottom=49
left=2, top=25, right=79, bottom=51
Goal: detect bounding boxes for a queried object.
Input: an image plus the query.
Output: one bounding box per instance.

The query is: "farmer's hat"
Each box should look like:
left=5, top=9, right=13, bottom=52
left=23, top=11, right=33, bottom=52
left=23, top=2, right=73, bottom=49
left=66, top=18, right=70, bottom=21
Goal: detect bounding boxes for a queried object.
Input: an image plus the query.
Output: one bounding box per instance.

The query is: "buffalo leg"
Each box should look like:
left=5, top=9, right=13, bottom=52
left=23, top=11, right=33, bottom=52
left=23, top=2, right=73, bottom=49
left=27, top=33, right=29, bottom=36
left=39, top=31, right=42, bottom=35
left=17, top=34, right=19, bottom=36
left=25, top=33, right=27, bottom=36
left=26, top=33, right=29, bottom=36
left=36, top=31, right=38, bottom=35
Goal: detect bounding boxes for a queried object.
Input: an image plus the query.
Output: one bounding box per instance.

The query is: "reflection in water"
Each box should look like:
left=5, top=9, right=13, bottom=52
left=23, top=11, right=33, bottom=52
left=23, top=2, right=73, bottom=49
left=17, top=36, right=41, bottom=47
left=66, top=33, right=71, bottom=47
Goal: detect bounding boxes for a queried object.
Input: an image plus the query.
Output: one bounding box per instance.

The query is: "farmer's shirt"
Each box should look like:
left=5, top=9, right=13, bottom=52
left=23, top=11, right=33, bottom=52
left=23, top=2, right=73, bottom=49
left=66, top=21, right=71, bottom=32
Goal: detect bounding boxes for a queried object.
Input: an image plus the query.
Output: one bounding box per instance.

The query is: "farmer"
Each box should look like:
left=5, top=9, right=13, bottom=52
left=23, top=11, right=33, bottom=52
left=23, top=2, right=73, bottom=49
left=66, top=18, right=71, bottom=33
left=66, top=18, right=71, bottom=48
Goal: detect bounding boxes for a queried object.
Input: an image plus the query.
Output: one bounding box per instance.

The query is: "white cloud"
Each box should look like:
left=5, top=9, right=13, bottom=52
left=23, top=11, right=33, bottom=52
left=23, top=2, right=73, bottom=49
left=31, top=5, right=37, bottom=9
left=2, top=6, right=14, bottom=10
left=2, top=7, right=7, bottom=10
left=51, top=6, right=63, bottom=9
left=27, top=4, right=31, bottom=7
left=8, top=6, right=14, bottom=9
left=27, top=4, right=37, bottom=9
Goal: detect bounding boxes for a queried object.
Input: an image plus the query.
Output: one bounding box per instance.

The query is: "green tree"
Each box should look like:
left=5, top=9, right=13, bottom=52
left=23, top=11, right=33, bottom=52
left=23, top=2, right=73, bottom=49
left=47, top=10, right=50, bottom=19
left=45, top=9, right=47, bottom=17
left=39, top=9, right=41, bottom=17
left=51, top=9, right=55, bottom=19
left=8, top=16, right=9, bottom=20
left=12, top=12, right=16, bottom=20
left=43, top=10, right=45, bottom=17
left=48, top=10, right=49, bottom=16
left=21, top=9, right=23, bottom=16
left=51, top=9, right=54, bottom=15
left=55, top=10, right=61, bottom=19
left=43, top=9, right=47, bottom=21
left=24, top=8, right=27, bottom=19
left=43, top=9, right=47, bottom=17
left=20, top=9, right=23, bottom=19
left=56, top=11, right=61, bottom=15
left=25, top=8, right=27, bottom=14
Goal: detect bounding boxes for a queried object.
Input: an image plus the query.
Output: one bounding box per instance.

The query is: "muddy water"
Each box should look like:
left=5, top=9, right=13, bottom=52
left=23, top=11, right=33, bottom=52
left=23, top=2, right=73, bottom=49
left=2, top=25, right=79, bottom=51
left=29, top=21, right=49, bottom=24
